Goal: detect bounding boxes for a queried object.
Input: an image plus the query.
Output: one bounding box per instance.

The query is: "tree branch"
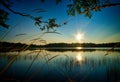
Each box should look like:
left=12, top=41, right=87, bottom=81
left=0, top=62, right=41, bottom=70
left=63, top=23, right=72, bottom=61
left=79, top=3, right=120, bottom=14
left=0, top=0, right=34, bottom=19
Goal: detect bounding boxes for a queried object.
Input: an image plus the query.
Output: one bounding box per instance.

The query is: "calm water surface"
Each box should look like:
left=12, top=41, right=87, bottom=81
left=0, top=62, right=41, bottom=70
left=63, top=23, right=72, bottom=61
left=0, top=48, right=120, bottom=82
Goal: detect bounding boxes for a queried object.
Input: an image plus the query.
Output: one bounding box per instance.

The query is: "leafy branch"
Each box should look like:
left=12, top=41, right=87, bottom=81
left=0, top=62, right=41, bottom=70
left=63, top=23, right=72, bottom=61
left=0, top=0, right=120, bottom=29
left=0, top=0, right=61, bottom=32
left=67, top=0, right=120, bottom=18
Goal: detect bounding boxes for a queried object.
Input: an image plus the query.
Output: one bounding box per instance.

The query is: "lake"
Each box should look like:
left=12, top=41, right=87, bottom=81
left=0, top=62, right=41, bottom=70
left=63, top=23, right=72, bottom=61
left=0, top=47, right=120, bottom=82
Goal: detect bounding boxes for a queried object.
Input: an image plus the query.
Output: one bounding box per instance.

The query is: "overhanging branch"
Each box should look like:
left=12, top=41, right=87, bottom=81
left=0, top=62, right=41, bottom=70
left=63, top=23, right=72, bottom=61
left=0, top=0, right=35, bottom=19
left=79, top=3, right=120, bottom=14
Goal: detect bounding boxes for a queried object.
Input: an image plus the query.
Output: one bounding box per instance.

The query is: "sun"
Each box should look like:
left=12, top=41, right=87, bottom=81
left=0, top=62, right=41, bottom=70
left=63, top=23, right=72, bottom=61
left=75, top=32, right=84, bottom=41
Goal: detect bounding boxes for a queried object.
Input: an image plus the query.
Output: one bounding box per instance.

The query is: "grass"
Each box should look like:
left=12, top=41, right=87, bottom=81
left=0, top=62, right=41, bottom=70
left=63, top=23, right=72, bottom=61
left=0, top=29, right=65, bottom=81
left=0, top=47, right=120, bottom=82
left=0, top=28, right=120, bottom=82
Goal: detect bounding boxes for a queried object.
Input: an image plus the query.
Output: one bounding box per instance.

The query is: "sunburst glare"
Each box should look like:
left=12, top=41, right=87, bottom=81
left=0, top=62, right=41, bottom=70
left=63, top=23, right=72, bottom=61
left=74, top=31, right=84, bottom=42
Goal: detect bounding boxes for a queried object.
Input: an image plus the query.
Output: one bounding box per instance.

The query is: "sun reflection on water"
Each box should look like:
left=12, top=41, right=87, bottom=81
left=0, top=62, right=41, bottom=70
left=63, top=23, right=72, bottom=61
left=76, top=47, right=82, bottom=49
left=76, top=52, right=84, bottom=62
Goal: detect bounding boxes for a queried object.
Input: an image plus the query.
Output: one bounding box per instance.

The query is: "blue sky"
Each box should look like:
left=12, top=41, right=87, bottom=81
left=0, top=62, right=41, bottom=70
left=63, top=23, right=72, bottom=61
left=0, top=0, right=120, bottom=44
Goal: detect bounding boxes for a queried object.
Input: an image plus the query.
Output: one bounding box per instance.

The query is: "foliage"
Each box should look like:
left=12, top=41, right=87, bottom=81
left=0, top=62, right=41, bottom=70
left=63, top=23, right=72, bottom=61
left=0, top=0, right=61, bottom=32
left=1, top=41, right=120, bottom=52
left=66, top=0, right=120, bottom=18
left=67, top=0, right=106, bottom=17
left=0, top=0, right=120, bottom=30
left=40, top=18, right=60, bottom=32
left=0, top=0, right=12, bottom=28
left=0, top=9, right=9, bottom=28
left=44, top=42, right=120, bottom=47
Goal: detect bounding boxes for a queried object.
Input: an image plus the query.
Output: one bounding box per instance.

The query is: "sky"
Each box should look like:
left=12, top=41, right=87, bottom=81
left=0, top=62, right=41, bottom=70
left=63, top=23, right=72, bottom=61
left=0, top=0, right=120, bottom=44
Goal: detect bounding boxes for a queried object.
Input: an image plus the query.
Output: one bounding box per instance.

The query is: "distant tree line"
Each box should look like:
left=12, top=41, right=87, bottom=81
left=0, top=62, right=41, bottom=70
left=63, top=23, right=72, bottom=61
left=0, top=42, right=27, bottom=52
left=44, top=42, right=120, bottom=47
left=0, top=41, right=120, bottom=52
left=0, top=41, right=39, bottom=52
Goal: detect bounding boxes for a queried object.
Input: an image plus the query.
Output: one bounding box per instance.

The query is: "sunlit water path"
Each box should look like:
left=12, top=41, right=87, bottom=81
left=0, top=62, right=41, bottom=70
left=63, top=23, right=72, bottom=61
left=0, top=48, right=120, bottom=82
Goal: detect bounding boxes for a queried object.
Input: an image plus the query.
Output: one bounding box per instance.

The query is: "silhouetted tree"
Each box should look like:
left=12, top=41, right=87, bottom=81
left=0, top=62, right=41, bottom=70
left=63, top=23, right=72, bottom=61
left=66, top=0, right=120, bottom=18
left=0, top=0, right=120, bottom=31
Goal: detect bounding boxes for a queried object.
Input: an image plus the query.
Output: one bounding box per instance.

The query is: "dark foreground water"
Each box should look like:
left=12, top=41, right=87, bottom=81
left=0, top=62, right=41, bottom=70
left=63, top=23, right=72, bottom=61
left=0, top=47, right=120, bottom=82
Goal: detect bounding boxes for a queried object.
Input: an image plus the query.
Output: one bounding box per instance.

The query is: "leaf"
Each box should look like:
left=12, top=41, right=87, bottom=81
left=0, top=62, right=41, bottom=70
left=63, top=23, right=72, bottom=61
left=0, top=23, right=9, bottom=29
left=15, top=33, right=27, bottom=36
left=32, top=8, right=47, bottom=13
left=40, top=26, right=45, bottom=31
left=56, top=0, right=62, bottom=5
left=64, top=22, right=67, bottom=25
left=44, top=31, right=62, bottom=35
left=0, top=9, right=9, bottom=29
left=40, top=0, right=45, bottom=2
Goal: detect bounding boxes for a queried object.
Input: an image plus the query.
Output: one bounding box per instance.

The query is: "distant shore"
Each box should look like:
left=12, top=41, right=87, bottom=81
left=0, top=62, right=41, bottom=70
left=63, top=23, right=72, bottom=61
left=0, top=41, right=120, bottom=52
